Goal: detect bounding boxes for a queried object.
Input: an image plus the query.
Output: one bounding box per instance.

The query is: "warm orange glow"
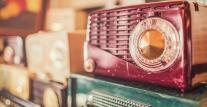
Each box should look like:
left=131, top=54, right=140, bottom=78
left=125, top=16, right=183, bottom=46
left=25, top=0, right=41, bottom=13
left=0, top=1, right=21, bottom=20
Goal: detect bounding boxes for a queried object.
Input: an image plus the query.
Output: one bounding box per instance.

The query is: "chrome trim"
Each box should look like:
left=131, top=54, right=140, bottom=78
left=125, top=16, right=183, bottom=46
left=129, top=17, right=180, bottom=72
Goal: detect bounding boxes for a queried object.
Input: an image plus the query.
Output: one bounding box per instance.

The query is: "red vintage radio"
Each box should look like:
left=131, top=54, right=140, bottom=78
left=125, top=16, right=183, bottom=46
left=84, top=0, right=207, bottom=91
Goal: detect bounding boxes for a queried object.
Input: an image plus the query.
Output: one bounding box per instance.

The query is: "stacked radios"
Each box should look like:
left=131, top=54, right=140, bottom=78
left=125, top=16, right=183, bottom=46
left=0, top=30, right=86, bottom=107
left=1, top=0, right=207, bottom=107
left=26, top=31, right=86, bottom=107
left=26, top=32, right=69, bottom=107
left=0, top=36, right=36, bottom=107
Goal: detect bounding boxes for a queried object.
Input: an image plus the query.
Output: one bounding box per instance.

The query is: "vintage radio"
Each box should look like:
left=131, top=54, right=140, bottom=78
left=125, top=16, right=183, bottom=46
left=26, top=31, right=69, bottom=107
left=26, top=31, right=86, bottom=107
left=0, top=36, right=25, bottom=66
left=69, top=74, right=207, bottom=107
left=26, top=31, right=69, bottom=84
left=0, top=64, right=30, bottom=100
left=30, top=78, right=67, bottom=107
left=26, top=31, right=86, bottom=83
left=84, top=0, right=207, bottom=91
left=0, top=90, right=40, bottom=107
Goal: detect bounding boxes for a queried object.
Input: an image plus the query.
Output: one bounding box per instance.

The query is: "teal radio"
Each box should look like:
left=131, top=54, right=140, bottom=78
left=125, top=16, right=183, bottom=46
left=69, top=74, right=207, bottom=107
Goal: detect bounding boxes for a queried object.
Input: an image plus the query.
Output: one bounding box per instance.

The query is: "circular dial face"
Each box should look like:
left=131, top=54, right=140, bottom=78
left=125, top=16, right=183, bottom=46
left=139, top=29, right=165, bottom=60
left=129, top=17, right=180, bottom=72
left=43, top=88, right=59, bottom=107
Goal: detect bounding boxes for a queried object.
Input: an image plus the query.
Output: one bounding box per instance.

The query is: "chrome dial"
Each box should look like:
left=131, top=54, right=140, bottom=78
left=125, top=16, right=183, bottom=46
left=129, top=17, right=180, bottom=72
left=139, top=29, right=165, bottom=60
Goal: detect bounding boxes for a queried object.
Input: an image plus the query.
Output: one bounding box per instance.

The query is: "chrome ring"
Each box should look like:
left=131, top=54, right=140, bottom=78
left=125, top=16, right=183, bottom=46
left=129, top=17, right=180, bottom=73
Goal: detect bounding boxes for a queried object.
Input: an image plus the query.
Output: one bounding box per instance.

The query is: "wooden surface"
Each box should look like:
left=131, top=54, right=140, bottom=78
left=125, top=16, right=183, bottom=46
left=191, top=2, right=207, bottom=65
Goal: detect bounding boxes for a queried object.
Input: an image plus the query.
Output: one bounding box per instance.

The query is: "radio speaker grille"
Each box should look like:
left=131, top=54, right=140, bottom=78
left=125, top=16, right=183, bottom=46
left=89, top=3, right=184, bottom=63
left=86, top=91, right=151, bottom=107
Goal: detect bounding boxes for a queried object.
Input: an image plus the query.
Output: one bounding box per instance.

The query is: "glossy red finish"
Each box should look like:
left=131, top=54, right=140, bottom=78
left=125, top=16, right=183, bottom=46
left=86, top=1, right=192, bottom=90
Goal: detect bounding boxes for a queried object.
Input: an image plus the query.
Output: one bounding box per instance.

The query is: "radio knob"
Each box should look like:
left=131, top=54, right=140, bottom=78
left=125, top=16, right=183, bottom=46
left=84, top=59, right=95, bottom=73
left=5, top=99, right=11, bottom=106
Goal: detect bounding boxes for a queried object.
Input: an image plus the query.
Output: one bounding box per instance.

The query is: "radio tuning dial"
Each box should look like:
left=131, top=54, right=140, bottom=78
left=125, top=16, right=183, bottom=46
left=129, top=17, right=180, bottom=72
left=139, top=29, right=165, bottom=60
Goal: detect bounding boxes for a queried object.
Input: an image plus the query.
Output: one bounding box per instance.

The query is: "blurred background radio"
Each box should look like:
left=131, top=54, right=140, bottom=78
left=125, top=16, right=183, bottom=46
left=30, top=78, right=67, bottom=107
left=0, top=36, right=26, bottom=66
left=26, top=31, right=69, bottom=107
left=26, top=31, right=69, bottom=84
left=25, top=30, right=86, bottom=107
left=0, top=90, right=40, bottom=107
left=0, top=64, right=29, bottom=100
